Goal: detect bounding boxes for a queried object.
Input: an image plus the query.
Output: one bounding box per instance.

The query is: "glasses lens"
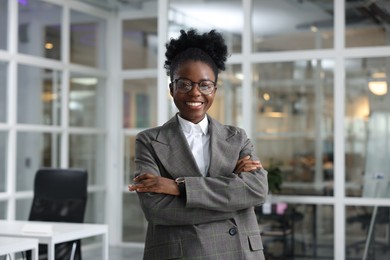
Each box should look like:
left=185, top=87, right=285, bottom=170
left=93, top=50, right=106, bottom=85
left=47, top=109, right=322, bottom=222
left=199, top=81, right=215, bottom=94
left=176, top=79, right=191, bottom=93
left=174, top=79, right=215, bottom=94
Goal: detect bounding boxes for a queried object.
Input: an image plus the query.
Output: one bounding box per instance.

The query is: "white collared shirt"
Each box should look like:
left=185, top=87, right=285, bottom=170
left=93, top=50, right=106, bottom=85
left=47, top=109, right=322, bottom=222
left=178, top=115, right=210, bottom=176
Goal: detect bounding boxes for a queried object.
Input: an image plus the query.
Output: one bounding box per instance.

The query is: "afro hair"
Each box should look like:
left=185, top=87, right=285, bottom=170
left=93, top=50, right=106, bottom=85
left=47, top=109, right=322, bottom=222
left=164, top=29, right=228, bottom=81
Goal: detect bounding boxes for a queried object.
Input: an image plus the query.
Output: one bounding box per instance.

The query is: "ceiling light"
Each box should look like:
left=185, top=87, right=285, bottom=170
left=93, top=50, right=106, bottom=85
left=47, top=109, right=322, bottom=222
left=265, top=112, right=286, bottom=118
left=372, top=72, right=386, bottom=78
left=45, top=42, right=53, bottom=49
left=71, top=77, right=98, bottom=85
left=235, top=73, right=243, bottom=80
left=368, top=72, right=387, bottom=96
left=368, top=81, right=387, bottom=96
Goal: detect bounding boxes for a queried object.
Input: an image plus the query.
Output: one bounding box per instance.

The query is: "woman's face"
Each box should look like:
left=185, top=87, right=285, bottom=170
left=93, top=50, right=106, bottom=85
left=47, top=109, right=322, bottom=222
left=170, top=60, right=217, bottom=124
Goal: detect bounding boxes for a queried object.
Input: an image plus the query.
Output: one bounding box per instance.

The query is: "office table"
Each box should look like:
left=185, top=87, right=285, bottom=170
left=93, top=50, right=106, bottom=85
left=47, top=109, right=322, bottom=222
left=0, top=237, right=38, bottom=260
left=0, top=220, right=108, bottom=260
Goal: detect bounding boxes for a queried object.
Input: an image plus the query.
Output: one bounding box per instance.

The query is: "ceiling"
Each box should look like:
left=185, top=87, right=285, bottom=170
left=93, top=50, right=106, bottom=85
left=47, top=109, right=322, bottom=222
left=76, top=0, right=390, bottom=35
left=76, top=0, right=155, bottom=11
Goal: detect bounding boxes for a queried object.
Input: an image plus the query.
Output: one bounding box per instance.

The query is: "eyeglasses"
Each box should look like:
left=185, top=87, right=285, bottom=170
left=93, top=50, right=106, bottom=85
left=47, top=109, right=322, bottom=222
left=172, top=78, right=217, bottom=95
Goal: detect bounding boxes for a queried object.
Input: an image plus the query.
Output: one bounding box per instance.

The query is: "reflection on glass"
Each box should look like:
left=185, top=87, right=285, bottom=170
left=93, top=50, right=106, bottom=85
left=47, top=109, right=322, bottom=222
left=252, top=0, right=334, bottom=52
left=18, top=1, right=62, bottom=59
left=0, top=0, right=7, bottom=50
left=0, top=132, right=6, bottom=192
left=0, top=201, right=6, bottom=219
left=84, top=191, right=105, bottom=224
left=169, top=0, right=242, bottom=53
left=253, top=60, right=334, bottom=196
left=209, top=64, right=242, bottom=126
left=122, top=18, right=158, bottom=69
left=16, top=132, right=60, bottom=191
left=70, top=10, right=106, bottom=68
left=123, top=78, right=157, bottom=128
left=15, top=198, right=32, bottom=220
left=257, top=203, right=334, bottom=258
left=18, top=65, right=61, bottom=125
left=79, top=191, right=106, bottom=246
left=124, top=135, right=136, bottom=185
left=69, top=74, right=104, bottom=127
left=345, top=1, right=390, bottom=48
left=345, top=57, right=390, bottom=198
left=44, top=25, right=61, bottom=60
left=346, top=206, right=390, bottom=259
left=69, top=134, right=105, bottom=186
left=122, top=193, right=147, bottom=242
left=0, top=62, right=7, bottom=122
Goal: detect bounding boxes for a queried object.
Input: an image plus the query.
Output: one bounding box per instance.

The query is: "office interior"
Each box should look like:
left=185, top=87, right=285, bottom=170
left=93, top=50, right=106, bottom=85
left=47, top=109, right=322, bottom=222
left=0, top=0, right=390, bottom=259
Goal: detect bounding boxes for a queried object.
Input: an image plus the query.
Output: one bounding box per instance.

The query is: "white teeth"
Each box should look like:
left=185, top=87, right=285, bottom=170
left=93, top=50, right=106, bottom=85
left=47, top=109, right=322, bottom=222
left=186, top=102, right=202, bottom=106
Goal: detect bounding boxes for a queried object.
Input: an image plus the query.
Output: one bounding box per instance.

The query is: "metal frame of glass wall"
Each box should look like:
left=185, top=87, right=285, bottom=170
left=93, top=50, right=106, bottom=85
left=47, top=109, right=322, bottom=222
left=1, top=0, right=390, bottom=259
left=0, top=0, right=116, bottom=241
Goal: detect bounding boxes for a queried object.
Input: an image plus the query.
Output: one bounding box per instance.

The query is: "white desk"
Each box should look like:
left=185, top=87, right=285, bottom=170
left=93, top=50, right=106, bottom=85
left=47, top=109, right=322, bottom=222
left=0, top=220, right=108, bottom=260
left=0, top=237, right=38, bottom=260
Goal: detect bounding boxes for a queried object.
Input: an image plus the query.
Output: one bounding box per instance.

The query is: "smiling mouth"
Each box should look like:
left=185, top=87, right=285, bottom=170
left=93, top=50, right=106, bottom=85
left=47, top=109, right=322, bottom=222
left=186, top=101, right=203, bottom=107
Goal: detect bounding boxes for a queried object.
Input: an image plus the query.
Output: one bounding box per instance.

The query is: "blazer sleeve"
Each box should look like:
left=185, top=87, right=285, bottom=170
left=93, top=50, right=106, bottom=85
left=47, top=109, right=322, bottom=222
left=134, top=134, right=236, bottom=226
left=185, top=134, right=269, bottom=212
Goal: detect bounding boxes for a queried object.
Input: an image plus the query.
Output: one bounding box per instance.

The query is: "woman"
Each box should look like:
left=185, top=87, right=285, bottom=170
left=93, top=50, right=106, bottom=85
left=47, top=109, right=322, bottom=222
left=129, top=29, right=268, bottom=260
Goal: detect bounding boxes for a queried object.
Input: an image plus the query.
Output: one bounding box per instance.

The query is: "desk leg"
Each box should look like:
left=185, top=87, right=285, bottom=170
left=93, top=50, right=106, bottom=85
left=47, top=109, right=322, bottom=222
left=47, top=243, right=55, bottom=260
left=102, top=233, right=109, bottom=260
left=362, top=206, right=378, bottom=260
left=312, top=204, right=317, bottom=257
left=31, top=247, right=38, bottom=260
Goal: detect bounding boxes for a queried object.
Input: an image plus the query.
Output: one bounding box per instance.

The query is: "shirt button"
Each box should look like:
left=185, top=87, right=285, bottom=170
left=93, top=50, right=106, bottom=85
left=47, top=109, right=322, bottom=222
left=229, top=227, right=237, bottom=236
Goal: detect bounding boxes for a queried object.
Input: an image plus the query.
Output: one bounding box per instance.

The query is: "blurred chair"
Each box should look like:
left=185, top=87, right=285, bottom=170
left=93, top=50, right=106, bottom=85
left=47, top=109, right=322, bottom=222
left=27, top=167, right=88, bottom=260
left=345, top=112, right=390, bottom=259
left=346, top=207, right=389, bottom=259
left=256, top=204, right=303, bottom=259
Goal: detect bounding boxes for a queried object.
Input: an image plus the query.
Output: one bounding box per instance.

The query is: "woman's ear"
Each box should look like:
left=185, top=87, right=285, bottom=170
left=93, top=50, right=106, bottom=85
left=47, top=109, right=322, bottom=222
left=169, top=83, right=174, bottom=96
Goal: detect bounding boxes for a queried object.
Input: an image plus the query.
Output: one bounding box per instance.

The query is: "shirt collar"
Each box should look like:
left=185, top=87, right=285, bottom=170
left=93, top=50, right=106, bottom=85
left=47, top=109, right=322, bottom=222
left=177, top=114, right=209, bottom=135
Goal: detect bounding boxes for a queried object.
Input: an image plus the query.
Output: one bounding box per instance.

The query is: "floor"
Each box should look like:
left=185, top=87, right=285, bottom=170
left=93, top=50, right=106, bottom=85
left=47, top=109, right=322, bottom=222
left=5, top=244, right=389, bottom=260
left=82, top=245, right=390, bottom=260
left=83, top=245, right=144, bottom=260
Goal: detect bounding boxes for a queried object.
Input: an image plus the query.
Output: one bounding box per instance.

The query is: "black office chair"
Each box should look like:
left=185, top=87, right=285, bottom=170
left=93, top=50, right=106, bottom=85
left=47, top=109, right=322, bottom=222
left=256, top=205, right=300, bottom=259
left=26, top=168, right=88, bottom=260
left=346, top=206, right=389, bottom=259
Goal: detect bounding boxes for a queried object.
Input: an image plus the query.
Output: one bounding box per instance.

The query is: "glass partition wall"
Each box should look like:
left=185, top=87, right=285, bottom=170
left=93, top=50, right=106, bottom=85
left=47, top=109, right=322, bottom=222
left=119, top=0, right=390, bottom=259
left=2, top=0, right=390, bottom=259
left=0, top=0, right=110, bottom=235
left=127, top=0, right=388, bottom=259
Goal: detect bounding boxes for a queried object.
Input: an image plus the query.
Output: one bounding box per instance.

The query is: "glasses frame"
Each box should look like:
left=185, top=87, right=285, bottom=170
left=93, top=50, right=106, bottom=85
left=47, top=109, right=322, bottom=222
left=171, top=77, right=217, bottom=95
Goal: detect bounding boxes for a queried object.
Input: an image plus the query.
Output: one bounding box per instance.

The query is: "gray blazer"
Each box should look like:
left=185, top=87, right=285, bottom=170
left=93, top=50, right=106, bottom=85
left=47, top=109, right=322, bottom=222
left=134, top=115, right=268, bottom=260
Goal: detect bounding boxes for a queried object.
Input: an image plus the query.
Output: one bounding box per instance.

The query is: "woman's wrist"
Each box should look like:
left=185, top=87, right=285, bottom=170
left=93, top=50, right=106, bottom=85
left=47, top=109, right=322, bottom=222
left=175, top=177, right=186, bottom=197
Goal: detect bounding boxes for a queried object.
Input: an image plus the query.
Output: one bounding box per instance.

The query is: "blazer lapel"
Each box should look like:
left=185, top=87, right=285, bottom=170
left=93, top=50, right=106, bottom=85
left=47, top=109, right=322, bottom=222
left=207, top=116, right=240, bottom=177
left=151, top=116, right=202, bottom=178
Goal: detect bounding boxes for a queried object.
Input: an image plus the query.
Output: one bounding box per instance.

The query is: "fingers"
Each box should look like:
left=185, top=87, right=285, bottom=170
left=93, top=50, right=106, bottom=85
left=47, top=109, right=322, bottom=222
left=128, top=173, right=157, bottom=192
left=234, top=155, right=262, bottom=174
left=234, top=155, right=250, bottom=173
left=128, top=175, right=179, bottom=195
left=133, top=173, right=154, bottom=182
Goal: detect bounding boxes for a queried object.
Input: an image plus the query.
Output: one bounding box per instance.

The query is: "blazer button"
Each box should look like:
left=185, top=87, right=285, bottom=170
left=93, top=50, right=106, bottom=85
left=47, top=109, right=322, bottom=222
left=229, top=227, right=237, bottom=236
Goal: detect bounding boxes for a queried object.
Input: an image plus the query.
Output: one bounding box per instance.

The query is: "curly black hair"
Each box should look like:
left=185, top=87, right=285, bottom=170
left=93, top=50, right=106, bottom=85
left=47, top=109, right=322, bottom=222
left=164, top=29, right=228, bottom=82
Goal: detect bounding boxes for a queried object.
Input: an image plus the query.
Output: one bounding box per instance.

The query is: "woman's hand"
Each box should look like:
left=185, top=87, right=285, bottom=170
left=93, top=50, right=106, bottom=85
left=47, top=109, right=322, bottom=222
left=128, top=173, right=180, bottom=196
left=234, top=155, right=262, bottom=175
